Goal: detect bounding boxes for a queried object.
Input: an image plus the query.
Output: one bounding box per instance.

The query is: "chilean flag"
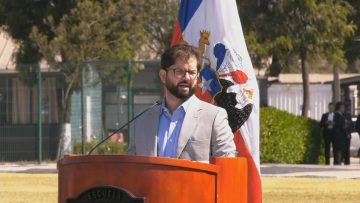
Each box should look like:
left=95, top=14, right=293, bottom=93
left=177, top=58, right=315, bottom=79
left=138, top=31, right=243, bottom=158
left=171, top=0, right=262, bottom=202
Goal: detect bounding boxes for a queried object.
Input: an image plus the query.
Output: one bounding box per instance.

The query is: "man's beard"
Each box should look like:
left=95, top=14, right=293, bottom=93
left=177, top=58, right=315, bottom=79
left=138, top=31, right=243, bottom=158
left=166, top=80, right=196, bottom=100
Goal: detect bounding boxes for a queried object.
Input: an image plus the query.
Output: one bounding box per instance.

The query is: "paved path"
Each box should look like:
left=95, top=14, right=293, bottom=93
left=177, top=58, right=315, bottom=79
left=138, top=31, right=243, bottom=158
left=1, top=158, right=359, bottom=179
left=0, top=162, right=57, bottom=174
left=261, top=157, right=360, bottom=179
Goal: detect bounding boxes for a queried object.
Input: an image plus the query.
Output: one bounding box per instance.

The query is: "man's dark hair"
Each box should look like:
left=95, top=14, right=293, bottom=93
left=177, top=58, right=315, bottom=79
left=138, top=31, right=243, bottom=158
left=161, top=44, right=202, bottom=71
left=335, top=102, right=344, bottom=111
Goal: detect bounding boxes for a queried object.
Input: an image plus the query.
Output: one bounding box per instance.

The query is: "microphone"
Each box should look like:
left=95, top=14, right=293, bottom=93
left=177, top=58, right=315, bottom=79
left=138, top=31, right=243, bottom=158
left=88, top=100, right=162, bottom=155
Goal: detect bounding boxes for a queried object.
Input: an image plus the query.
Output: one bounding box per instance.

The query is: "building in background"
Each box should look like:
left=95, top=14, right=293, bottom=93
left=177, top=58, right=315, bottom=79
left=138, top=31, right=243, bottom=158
left=266, top=73, right=359, bottom=120
left=0, top=30, right=62, bottom=160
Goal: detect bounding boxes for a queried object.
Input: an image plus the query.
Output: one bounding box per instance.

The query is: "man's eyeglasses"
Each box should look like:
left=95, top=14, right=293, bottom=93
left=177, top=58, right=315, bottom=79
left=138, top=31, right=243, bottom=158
left=168, top=68, right=198, bottom=79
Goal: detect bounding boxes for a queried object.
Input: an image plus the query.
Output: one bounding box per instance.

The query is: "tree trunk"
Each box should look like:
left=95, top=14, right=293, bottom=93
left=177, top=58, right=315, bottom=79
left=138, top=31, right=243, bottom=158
left=56, top=93, right=72, bottom=159
left=300, top=45, right=310, bottom=117
left=56, top=80, right=74, bottom=159
left=333, top=66, right=341, bottom=103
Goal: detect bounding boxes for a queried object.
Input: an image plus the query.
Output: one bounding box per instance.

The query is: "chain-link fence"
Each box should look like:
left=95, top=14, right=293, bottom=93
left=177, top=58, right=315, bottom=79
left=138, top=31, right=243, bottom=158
left=0, top=60, right=162, bottom=162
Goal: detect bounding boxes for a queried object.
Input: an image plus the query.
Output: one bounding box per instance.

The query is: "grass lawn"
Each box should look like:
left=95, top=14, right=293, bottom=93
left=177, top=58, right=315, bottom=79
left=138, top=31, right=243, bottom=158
left=0, top=173, right=57, bottom=203
left=262, top=177, right=360, bottom=203
left=1, top=173, right=360, bottom=202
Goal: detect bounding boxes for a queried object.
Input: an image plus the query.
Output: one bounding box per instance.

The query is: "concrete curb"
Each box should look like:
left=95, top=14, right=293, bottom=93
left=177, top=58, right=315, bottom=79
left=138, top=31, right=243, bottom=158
left=0, top=163, right=57, bottom=174
left=261, top=164, right=360, bottom=179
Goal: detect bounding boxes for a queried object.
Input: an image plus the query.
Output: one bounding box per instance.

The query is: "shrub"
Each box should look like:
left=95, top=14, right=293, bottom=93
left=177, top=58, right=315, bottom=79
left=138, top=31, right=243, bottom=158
left=73, top=141, right=128, bottom=155
left=260, top=107, right=324, bottom=164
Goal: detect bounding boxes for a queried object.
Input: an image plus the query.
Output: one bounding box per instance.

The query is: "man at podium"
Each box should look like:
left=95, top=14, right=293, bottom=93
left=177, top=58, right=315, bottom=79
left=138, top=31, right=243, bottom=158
left=127, top=44, right=236, bottom=162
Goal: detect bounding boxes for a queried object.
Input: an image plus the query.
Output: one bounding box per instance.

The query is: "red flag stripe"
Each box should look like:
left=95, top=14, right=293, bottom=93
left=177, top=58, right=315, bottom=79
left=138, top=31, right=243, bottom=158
left=234, top=130, right=262, bottom=203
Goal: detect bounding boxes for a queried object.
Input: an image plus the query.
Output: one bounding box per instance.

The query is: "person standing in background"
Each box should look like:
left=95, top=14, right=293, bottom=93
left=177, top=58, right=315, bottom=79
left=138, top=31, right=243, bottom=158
left=343, top=105, right=353, bottom=165
left=320, top=102, right=336, bottom=165
left=333, top=102, right=346, bottom=165
left=355, top=113, right=360, bottom=161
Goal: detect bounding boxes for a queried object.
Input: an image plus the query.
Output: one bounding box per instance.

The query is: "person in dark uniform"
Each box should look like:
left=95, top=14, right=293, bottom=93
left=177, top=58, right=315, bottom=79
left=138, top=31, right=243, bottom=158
left=343, top=105, right=353, bottom=165
left=320, top=102, right=336, bottom=165
left=356, top=115, right=360, bottom=135
left=333, top=102, right=346, bottom=165
left=355, top=114, right=360, bottom=162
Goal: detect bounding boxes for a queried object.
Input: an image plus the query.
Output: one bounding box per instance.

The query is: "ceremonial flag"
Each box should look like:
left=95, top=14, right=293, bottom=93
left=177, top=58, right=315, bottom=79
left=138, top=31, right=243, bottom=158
left=171, top=0, right=262, bottom=202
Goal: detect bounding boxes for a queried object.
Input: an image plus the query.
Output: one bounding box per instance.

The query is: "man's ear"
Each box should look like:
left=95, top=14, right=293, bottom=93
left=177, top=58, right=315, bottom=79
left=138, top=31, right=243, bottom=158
left=159, top=69, right=166, bottom=85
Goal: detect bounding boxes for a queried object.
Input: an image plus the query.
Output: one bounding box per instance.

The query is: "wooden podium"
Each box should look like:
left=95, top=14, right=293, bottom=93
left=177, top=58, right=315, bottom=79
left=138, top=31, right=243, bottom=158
left=58, top=155, right=248, bottom=203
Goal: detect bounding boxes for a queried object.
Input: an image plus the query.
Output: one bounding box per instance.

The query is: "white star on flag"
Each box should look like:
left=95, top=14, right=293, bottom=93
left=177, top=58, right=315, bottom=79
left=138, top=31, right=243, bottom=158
left=198, top=77, right=213, bottom=95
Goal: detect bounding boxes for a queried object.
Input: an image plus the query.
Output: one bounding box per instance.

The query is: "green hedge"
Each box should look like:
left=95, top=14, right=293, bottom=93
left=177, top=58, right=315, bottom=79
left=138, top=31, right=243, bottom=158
left=73, top=141, right=128, bottom=155
left=260, top=107, right=324, bottom=164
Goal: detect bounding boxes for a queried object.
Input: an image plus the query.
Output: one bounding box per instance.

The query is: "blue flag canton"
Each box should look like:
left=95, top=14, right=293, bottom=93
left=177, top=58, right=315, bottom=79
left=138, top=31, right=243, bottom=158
left=198, top=65, right=222, bottom=97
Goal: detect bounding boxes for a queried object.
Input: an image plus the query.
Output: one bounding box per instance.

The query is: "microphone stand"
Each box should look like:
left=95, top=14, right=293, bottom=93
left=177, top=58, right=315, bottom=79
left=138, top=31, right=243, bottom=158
left=88, top=101, right=161, bottom=155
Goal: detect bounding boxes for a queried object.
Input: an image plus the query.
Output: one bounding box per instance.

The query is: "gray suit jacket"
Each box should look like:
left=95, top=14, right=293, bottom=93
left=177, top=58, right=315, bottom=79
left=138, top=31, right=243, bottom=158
left=126, top=96, right=236, bottom=162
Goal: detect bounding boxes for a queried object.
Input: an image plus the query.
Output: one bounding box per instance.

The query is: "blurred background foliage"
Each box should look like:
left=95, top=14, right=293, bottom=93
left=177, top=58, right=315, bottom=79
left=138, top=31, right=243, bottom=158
left=260, top=107, right=324, bottom=164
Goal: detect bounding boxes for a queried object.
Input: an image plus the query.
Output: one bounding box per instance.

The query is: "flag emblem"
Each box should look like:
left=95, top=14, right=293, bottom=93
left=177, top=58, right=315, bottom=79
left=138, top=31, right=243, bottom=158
left=171, top=0, right=262, bottom=202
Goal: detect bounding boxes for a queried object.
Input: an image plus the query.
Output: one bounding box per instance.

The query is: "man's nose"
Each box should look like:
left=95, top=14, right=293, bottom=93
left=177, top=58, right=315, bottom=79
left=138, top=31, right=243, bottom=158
left=183, top=71, right=191, bottom=78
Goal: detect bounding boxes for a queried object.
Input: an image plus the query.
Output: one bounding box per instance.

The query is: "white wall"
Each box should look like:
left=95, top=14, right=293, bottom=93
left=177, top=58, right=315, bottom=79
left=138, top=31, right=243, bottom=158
left=0, top=31, right=17, bottom=70
left=268, top=84, right=332, bottom=120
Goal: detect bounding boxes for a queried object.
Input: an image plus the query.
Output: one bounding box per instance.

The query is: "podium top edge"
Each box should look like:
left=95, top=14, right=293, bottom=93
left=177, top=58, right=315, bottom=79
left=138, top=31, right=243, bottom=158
left=58, top=155, right=224, bottom=173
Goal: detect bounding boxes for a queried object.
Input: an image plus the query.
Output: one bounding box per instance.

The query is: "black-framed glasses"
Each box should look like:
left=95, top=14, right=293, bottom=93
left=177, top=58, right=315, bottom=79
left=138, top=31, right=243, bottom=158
left=168, top=67, right=198, bottom=79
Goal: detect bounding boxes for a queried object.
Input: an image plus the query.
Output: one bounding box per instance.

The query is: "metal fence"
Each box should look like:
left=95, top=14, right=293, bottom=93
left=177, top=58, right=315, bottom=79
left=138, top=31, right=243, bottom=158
left=0, top=60, right=162, bottom=162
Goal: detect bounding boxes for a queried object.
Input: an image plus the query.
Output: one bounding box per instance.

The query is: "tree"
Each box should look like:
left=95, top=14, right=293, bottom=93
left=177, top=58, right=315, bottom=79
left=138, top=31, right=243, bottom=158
left=344, top=0, right=360, bottom=72
left=0, top=0, right=75, bottom=85
left=1, top=0, right=180, bottom=157
left=142, top=0, right=179, bottom=58
left=30, top=0, right=153, bottom=157
left=238, top=0, right=355, bottom=117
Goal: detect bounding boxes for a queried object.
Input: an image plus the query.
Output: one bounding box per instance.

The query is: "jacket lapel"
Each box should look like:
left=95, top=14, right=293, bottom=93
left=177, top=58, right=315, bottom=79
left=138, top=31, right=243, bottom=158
left=176, top=97, right=201, bottom=157
left=144, top=105, right=161, bottom=156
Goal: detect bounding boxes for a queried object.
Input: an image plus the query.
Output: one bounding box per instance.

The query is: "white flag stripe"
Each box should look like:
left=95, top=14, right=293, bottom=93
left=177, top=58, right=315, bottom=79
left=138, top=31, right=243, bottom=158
left=182, top=0, right=260, bottom=170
